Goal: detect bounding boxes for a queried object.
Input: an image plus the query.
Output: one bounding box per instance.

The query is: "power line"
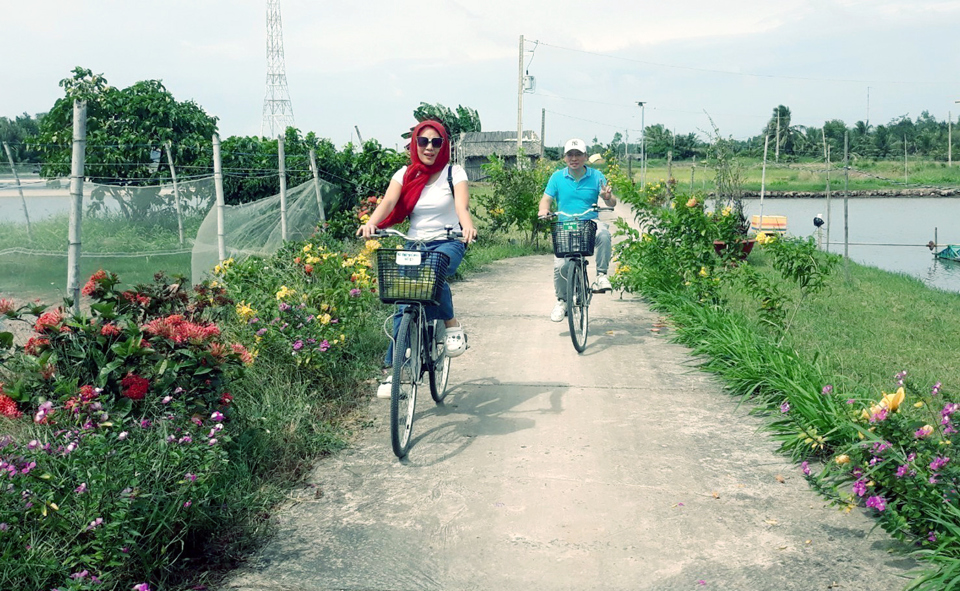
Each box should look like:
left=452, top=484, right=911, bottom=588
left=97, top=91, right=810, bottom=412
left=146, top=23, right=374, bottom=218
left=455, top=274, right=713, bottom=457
left=533, top=40, right=946, bottom=86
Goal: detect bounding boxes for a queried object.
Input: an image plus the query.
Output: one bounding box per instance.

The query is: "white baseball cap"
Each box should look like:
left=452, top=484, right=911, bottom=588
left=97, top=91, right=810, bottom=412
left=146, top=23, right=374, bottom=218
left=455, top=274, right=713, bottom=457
left=563, top=138, right=587, bottom=155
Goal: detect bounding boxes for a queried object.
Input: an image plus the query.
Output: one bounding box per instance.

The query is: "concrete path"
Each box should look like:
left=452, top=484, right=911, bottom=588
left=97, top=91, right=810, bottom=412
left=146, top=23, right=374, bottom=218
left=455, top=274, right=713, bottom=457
left=221, top=211, right=917, bottom=591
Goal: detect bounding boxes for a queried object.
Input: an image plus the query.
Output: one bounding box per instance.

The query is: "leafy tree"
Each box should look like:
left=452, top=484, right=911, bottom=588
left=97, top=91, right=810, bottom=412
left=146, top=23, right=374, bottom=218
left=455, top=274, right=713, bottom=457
left=404, top=102, right=481, bottom=138
left=477, top=153, right=552, bottom=243
left=33, top=67, right=218, bottom=217
left=643, top=124, right=673, bottom=159
left=763, top=105, right=805, bottom=159
left=0, top=113, right=44, bottom=163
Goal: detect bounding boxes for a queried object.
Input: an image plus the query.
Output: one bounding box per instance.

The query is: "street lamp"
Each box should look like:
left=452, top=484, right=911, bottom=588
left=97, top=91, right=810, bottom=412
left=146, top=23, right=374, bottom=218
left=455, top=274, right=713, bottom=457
left=637, top=101, right=646, bottom=188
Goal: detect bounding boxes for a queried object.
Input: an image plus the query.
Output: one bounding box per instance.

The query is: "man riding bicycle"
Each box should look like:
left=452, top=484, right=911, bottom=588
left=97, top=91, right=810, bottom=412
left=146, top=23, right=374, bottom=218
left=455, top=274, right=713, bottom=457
left=537, top=138, right=617, bottom=322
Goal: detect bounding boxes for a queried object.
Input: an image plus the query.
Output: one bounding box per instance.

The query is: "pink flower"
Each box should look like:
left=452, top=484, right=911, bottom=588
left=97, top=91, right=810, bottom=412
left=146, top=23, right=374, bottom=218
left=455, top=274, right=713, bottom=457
left=865, top=496, right=886, bottom=511
left=132, top=584, right=151, bottom=591
left=87, top=517, right=104, bottom=530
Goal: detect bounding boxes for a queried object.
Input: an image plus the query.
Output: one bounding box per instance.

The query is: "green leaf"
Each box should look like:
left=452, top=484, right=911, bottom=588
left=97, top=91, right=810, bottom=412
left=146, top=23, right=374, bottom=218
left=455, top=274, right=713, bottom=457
left=0, top=332, right=13, bottom=349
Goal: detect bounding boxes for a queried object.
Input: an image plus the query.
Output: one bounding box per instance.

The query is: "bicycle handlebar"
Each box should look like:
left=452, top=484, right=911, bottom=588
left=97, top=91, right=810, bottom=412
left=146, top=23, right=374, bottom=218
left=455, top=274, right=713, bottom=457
left=540, top=205, right=615, bottom=220
left=371, top=225, right=465, bottom=243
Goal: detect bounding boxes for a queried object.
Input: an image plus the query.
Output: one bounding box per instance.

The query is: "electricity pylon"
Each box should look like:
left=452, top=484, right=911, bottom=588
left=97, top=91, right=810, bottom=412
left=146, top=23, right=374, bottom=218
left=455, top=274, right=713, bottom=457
left=261, top=0, right=295, bottom=138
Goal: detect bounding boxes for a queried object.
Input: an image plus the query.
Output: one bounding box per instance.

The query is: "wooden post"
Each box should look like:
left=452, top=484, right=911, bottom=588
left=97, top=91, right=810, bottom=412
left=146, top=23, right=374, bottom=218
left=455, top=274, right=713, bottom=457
left=759, top=135, right=769, bottom=233
left=516, top=35, right=524, bottom=169
left=690, top=155, right=696, bottom=191
left=67, top=100, right=87, bottom=313
left=775, top=111, right=780, bottom=163
left=308, top=149, right=325, bottom=225
left=164, top=140, right=185, bottom=245
left=666, top=150, right=673, bottom=196
left=822, top=128, right=831, bottom=252
left=540, top=108, right=545, bottom=159
left=212, top=134, right=226, bottom=263
left=904, top=135, right=908, bottom=183
left=2, top=142, right=33, bottom=242
left=949, top=111, right=952, bottom=168
left=278, top=135, right=288, bottom=241
left=843, top=131, right=850, bottom=281
left=626, top=128, right=632, bottom=182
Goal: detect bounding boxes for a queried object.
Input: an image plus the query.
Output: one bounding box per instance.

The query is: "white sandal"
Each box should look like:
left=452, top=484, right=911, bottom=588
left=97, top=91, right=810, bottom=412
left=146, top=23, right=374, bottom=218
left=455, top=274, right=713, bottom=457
left=444, top=325, right=467, bottom=358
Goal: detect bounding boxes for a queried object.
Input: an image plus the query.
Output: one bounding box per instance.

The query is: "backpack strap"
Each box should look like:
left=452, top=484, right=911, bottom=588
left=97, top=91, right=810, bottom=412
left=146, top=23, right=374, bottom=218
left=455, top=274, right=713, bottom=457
left=447, top=164, right=454, bottom=197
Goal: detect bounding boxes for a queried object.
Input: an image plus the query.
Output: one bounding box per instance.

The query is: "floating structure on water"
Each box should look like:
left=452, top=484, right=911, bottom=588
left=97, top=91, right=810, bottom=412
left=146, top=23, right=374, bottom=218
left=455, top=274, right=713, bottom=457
left=934, top=245, right=960, bottom=262
left=750, top=215, right=788, bottom=235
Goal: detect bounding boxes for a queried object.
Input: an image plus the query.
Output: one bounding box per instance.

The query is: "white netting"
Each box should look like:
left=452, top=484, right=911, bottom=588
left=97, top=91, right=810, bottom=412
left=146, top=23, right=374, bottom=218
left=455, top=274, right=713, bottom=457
left=191, top=178, right=339, bottom=285
left=0, top=175, right=214, bottom=302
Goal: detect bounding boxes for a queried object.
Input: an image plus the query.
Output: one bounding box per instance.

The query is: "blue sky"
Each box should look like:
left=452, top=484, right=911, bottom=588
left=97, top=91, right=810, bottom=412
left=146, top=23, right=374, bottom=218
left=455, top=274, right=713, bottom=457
left=4, top=0, right=959, bottom=149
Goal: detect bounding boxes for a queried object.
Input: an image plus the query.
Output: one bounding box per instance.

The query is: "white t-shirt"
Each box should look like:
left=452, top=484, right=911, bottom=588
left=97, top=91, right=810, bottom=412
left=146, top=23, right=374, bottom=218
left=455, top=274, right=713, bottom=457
left=391, top=164, right=467, bottom=239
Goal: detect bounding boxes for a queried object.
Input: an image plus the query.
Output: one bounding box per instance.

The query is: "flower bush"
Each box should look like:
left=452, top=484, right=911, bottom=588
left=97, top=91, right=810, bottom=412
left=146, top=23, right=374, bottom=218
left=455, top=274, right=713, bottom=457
left=0, top=272, right=248, bottom=589
left=214, top=233, right=383, bottom=384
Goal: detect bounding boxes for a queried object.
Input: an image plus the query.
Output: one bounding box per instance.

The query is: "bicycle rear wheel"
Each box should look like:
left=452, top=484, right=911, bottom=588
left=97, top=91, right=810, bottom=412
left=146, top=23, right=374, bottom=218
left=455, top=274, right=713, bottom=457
left=428, top=320, right=451, bottom=403
left=567, top=261, right=589, bottom=352
left=391, top=312, right=420, bottom=458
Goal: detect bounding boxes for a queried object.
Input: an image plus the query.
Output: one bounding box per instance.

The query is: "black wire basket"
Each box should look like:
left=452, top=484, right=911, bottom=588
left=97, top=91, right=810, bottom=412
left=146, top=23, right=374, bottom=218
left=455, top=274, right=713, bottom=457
left=551, top=219, right=598, bottom=257
left=376, top=248, right=450, bottom=305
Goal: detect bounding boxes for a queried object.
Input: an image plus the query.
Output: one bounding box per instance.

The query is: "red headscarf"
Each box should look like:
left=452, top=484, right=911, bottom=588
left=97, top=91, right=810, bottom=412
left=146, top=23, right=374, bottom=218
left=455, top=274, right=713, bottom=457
left=377, top=120, right=451, bottom=228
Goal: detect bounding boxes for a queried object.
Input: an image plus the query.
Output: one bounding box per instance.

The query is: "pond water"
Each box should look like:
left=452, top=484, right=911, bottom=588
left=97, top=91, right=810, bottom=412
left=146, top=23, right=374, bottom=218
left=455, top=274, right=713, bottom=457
left=742, top=197, right=960, bottom=294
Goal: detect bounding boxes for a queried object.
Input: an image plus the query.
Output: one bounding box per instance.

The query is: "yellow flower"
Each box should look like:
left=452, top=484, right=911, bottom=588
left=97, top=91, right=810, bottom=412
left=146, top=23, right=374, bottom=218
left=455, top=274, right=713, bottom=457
left=835, top=454, right=850, bottom=465
left=914, top=401, right=925, bottom=408
left=755, top=232, right=771, bottom=245
left=320, top=313, right=332, bottom=325
left=699, top=266, right=708, bottom=278
left=941, top=439, right=953, bottom=446
left=686, top=197, right=698, bottom=208
left=363, top=239, right=382, bottom=253
left=276, top=285, right=295, bottom=300
left=880, top=387, right=905, bottom=412
left=302, top=244, right=313, bottom=253
left=721, top=206, right=732, bottom=217
left=235, top=301, right=256, bottom=321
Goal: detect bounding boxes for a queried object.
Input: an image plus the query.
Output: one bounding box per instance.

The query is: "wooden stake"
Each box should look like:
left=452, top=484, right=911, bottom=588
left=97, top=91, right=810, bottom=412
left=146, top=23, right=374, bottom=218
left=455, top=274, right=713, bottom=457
left=2, top=142, right=33, bottom=242
left=309, top=149, right=325, bottom=225
left=759, top=135, right=769, bottom=232
left=212, top=134, right=226, bottom=263
left=844, top=132, right=850, bottom=282
left=67, top=100, right=87, bottom=313
left=164, top=140, right=185, bottom=245
left=278, top=135, right=287, bottom=241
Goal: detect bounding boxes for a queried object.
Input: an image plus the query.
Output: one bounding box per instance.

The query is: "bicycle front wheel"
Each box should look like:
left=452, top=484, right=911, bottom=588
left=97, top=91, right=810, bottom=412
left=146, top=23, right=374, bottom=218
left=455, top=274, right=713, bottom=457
left=391, top=312, right=420, bottom=458
left=428, top=320, right=451, bottom=403
left=567, top=261, right=589, bottom=352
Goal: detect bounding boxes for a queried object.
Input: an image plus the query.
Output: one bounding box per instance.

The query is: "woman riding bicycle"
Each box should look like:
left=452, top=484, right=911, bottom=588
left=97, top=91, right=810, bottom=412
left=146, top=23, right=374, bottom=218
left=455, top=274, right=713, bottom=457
left=538, top=138, right=617, bottom=322
left=357, top=119, right=478, bottom=397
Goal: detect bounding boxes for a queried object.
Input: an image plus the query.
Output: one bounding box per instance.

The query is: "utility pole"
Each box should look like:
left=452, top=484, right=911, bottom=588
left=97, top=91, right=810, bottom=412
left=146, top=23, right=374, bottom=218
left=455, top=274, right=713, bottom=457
left=67, top=100, right=87, bottom=313
left=626, top=129, right=631, bottom=182
left=775, top=111, right=780, bottom=163
left=540, top=108, right=545, bottom=158
left=949, top=110, right=953, bottom=167
left=261, top=0, right=295, bottom=138
left=517, top=34, right=524, bottom=168
left=637, top=101, right=646, bottom=188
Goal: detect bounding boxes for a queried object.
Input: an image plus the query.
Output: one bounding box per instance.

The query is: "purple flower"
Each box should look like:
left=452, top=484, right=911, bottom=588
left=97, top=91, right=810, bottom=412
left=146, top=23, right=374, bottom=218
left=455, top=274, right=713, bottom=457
left=0, top=523, right=7, bottom=531
left=75, top=482, right=87, bottom=494
left=133, top=584, right=151, bottom=591
left=185, top=473, right=197, bottom=482
left=20, top=461, right=36, bottom=475
left=279, top=302, right=291, bottom=312
left=178, top=435, right=193, bottom=444
left=208, top=438, right=218, bottom=446
left=896, top=465, right=910, bottom=478
left=161, top=396, right=172, bottom=404
left=140, top=419, right=152, bottom=429
left=930, top=456, right=951, bottom=472
left=87, top=517, right=104, bottom=530
left=248, top=317, right=259, bottom=325
left=319, top=339, right=330, bottom=352
left=349, top=288, right=361, bottom=297
left=933, top=382, right=942, bottom=396
left=71, top=570, right=89, bottom=580
left=27, top=439, right=40, bottom=450
left=821, top=384, right=833, bottom=395
left=34, top=401, right=53, bottom=423
left=256, top=327, right=268, bottom=336
left=865, top=496, right=886, bottom=511
left=292, top=339, right=304, bottom=351
left=779, top=401, right=790, bottom=413
left=800, top=461, right=811, bottom=476
left=118, top=431, right=128, bottom=441
left=929, top=532, right=938, bottom=542
left=166, top=435, right=176, bottom=443
left=183, top=501, right=192, bottom=508
left=853, top=479, right=867, bottom=497
left=64, top=441, right=78, bottom=454
left=211, top=411, right=224, bottom=422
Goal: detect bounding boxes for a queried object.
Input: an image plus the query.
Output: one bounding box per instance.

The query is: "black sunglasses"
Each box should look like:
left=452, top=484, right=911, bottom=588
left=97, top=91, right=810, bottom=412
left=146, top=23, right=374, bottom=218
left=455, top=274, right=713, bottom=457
left=416, top=137, right=444, bottom=149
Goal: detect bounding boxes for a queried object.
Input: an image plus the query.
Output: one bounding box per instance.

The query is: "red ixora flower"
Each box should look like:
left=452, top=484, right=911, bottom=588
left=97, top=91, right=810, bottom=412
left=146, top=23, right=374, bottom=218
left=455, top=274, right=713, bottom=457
left=121, top=373, right=149, bottom=400
left=24, top=336, right=50, bottom=356
left=81, top=269, right=108, bottom=297
left=0, top=393, right=22, bottom=418
left=219, top=392, right=233, bottom=405
left=34, top=309, right=64, bottom=333
left=142, top=315, right=220, bottom=344
left=121, top=291, right=151, bottom=307
left=100, top=323, right=122, bottom=337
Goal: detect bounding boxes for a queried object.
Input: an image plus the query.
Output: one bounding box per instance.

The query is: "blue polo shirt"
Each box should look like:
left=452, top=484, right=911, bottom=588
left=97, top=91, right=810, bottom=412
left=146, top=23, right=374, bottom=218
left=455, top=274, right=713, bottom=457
left=544, top=166, right=607, bottom=220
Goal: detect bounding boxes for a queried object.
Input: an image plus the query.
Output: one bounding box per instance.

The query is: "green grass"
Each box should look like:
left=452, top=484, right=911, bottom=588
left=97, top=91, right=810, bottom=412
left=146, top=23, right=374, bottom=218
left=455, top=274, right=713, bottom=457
left=612, top=157, right=960, bottom=193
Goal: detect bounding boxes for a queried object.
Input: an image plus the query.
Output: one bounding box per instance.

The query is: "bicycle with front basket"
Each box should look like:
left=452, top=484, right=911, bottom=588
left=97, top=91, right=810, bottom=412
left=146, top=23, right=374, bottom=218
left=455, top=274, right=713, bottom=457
left=541, top=205, right=614, bottom=353
left=373, top=226, right=463, bottom=458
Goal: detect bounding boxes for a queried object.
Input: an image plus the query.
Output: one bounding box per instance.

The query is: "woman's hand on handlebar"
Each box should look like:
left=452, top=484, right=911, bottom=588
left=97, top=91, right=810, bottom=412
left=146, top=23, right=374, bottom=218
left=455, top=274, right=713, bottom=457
left=356, top=222, right=379, bottom=239
left=461, top=223, right=478, bottom=244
